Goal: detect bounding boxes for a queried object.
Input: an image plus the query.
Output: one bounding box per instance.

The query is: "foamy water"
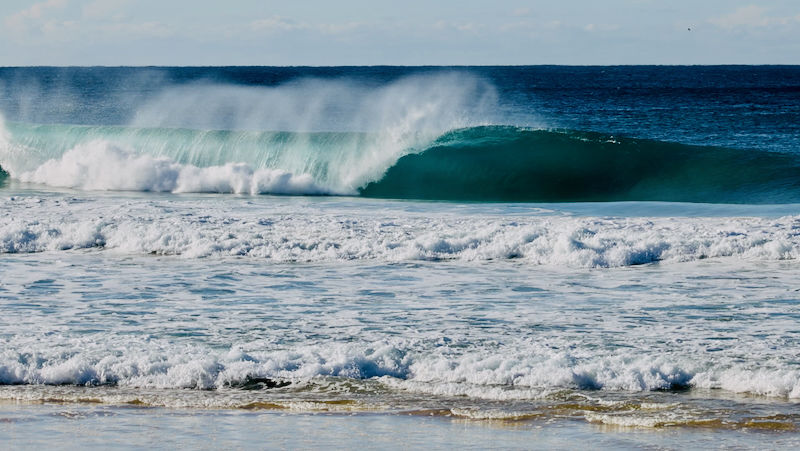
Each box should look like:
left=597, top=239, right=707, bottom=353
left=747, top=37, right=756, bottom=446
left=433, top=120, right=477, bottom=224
left=1, top=194, right=799, bottom=265
left=1, top=192, right=800, bottom=437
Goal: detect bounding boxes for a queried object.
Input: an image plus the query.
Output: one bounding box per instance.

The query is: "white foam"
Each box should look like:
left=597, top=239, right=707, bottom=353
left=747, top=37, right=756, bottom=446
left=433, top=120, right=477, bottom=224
left=450, top=408, right=539, bottom=420
left=584, top=412, right=690, bottom=428
left=15, top=141, right=329, bottom=195
left=2, top=189, right=800, bottom=402
left=691, top=369, right=800, bottom=398
left=639, top=402, right=680, bottom=410
left=2, top=334, right=799, bottom=400
left=1, top=195, right=799, bottom=266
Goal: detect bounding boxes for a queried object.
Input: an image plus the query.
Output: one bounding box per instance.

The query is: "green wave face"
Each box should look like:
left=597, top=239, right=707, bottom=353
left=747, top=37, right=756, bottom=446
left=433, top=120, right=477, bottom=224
left=360, top=126, right=800, bottom=203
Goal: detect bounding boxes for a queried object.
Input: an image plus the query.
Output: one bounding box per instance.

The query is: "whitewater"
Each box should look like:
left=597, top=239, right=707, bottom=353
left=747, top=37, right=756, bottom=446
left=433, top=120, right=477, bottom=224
left=2, top=66, right=800, bottom=447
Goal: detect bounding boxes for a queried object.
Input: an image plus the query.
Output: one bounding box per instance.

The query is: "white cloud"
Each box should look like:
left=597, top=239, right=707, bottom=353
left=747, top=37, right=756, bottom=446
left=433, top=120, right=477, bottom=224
left=82, top=0, right=130, bottom=21
left=250, top=16, right=308, bottom=33
left=424, top=21, right=485, bottom=33
left=710, top=5, right=770, bottom=28
left=544, top=20, right=563, bottom=30
left=585, top=23, right=619, bottom=32
left=710, top=5, right=800, bottom=28
left=4, top=0, right=68, bottom=32
left=317, top=22, right=367, bottom=35
left=455, top=22, right=484, bottom=32
left=430, top=20, right=447, bottom=30
left=499, top=21, right=533, bottom=32
left=2, top=0, right=174, bottom=44
left=100, top=21, right=174, bottom=39
left=249, top=16, right=370, bottom=35
left=41, top=19, right=78, bottom=34
left=513, top=7, right=531, bottom=17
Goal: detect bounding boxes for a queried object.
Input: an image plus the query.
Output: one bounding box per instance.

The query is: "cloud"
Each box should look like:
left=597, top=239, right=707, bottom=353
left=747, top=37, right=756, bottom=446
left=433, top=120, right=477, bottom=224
left=709, top=5, right=800, bottom=28
left=250, top=16, right=308, bottom=33
left=429, top=20, right=447, bottom=30
left=584, top=23, right=619, bottom=32
left=499, top=21, right=533, bottom=32
left=41, top=19, right=78, bottom=35
left=100, top=21, right=174, bottom=39
left=4, top=0, right=68, bottom=32
left=455, top=22, right=484, bottom=32
left=543, top=20, right=563, bottom=30
left=2, top=0, right=173, bottom=44
left=513, top=7, right=531, bottom=17
left=82, top=0, right=130, bottom=20
left=316, top=22, right=368, bottom=35
left=424, top=20, right=485, bottom=34
left=249, top=16, right=370, bottom=35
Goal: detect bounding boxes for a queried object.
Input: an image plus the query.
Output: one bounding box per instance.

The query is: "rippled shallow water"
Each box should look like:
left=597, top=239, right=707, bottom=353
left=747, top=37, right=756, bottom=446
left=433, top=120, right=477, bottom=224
left=2, top=402, right=800, bottom=450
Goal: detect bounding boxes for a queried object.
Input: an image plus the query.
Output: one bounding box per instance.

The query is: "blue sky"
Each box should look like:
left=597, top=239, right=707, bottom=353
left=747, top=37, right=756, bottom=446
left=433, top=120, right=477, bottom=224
left=1, top=0, right=799, bottom=65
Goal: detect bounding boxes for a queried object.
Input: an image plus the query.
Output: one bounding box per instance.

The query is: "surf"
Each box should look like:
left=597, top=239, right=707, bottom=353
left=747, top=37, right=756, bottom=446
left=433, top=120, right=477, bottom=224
left=0, top=73, right=499, bottom=195
left=2, top=71, right=799, bottom=204
left=3, top=119, right=800, bottom=203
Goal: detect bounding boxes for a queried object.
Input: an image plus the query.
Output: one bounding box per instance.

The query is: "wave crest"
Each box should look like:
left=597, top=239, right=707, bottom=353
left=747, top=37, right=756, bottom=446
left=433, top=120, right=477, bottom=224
left=0, top=74, right=498, bottom=195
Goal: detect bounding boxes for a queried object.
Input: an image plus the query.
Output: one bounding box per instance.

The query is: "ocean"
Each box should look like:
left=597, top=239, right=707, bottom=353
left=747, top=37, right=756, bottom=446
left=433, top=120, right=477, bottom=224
left=1, top=66, right=800, bottom=448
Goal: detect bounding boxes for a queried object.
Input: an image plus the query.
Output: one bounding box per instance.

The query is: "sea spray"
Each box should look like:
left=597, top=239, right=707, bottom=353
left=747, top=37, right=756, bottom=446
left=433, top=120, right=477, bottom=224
left=0, top=74, right=498, bottom=194
left=129, top=73, right=498, bottom=192
left=0, top=114, right=7, bottom=182
left=130, top=73, right=497, bottom=134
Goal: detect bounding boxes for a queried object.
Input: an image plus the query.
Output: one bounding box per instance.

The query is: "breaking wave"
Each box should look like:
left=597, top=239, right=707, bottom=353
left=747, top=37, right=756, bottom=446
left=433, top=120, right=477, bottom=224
left=1, top=336, right=799, bottom=399
left=3, top=122, right=800, bottom=203
left=0, top=73, right=497, bottom=195
left=1, top=73, right=799, bottom=203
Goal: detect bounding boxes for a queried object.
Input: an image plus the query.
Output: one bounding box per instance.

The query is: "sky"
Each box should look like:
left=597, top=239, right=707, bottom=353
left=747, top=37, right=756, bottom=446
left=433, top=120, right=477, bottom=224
left=1, top=0, right=799, bottom=66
